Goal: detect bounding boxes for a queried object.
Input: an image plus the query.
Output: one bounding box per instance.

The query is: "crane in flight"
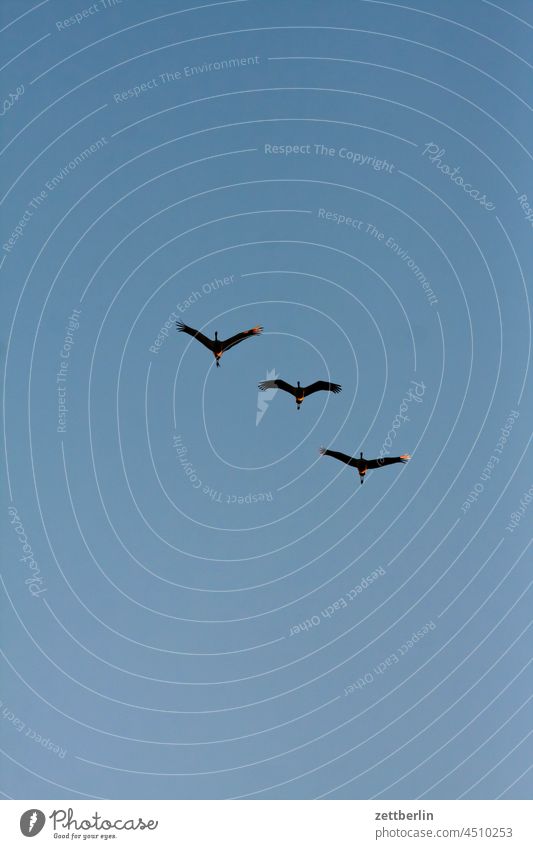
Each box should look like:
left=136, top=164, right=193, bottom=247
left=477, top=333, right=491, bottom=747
left=320, top=448, right=411, bottom=484
left=258, top=379, right=341, bottom=410
left=177, top=321, right=263, bottom=367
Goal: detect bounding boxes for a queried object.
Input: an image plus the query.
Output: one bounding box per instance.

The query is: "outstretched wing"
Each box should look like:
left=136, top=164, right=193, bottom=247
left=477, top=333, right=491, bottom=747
left=176, top=321, right=214, bottom=351
left=258, top=379, right=296, bottom=396
left=366, top=454, right=411, bottom=469
left=319, top=448, right=360, bottom=467
left=222, top=325, right=263, bottom=352
left=304, top=380, right=342, bottom=396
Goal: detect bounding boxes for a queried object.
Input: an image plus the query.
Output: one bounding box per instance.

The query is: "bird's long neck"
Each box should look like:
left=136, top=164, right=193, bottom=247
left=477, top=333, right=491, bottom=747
left=297, top=381, right=300, bottom=388
left=360, top=452, right=363, bottom=459
left=214, top=331, right=218, bottom=340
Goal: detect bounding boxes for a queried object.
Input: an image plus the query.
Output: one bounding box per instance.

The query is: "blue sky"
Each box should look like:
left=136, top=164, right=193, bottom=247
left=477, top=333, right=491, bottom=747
left=1, top=0, right=531, bottom=799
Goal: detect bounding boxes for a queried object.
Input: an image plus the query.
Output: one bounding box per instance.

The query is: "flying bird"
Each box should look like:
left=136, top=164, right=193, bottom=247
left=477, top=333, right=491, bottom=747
left=177, top=321, right=263, bottom=366
left=320, top=448, right=410, bottom=484
left=258, top=379, right=342, bottom=410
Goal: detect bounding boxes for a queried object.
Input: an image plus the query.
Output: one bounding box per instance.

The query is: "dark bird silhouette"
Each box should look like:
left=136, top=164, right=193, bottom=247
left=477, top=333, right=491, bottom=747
left=319, top=448, right=410, bottom=484
left=177, top=321, right=263, bottom=366
left=258, top=379, right=342, bottom=410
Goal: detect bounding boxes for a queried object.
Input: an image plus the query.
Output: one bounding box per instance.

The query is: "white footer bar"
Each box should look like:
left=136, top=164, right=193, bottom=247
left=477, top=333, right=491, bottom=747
left=1, top=800, right=531, bottom=848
